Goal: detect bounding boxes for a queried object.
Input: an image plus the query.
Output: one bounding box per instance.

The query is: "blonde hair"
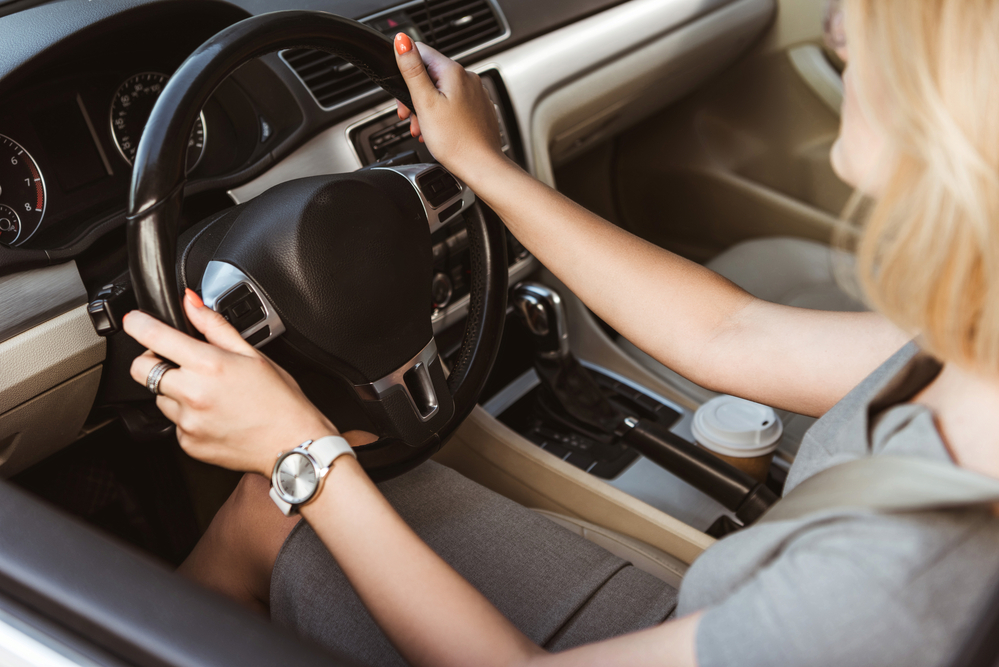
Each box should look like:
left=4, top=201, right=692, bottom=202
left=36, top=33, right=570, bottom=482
left=844, top=0, right=999, bottom=373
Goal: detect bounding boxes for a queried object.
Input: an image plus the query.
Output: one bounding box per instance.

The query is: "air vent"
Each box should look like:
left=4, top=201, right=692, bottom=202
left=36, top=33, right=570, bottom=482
left=281, top=0, right=508, bottom=111
left=409, top=0, right=505, bottom=57
left=280, top=49, right=373, bottom=110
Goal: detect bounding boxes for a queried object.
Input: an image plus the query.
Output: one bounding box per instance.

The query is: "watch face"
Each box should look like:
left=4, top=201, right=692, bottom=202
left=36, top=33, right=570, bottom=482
left=275, top=452, right=319, bottom=504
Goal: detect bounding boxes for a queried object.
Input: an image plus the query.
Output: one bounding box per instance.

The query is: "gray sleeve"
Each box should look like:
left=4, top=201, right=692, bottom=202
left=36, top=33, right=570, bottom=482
left=694, top=523, right=955, bottom=667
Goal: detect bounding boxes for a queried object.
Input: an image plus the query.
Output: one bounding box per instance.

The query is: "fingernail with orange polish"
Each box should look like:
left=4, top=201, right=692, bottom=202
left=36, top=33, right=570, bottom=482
left=395, top=32, right=413, bottom=55
left=185, top=288, right=204, bottom=308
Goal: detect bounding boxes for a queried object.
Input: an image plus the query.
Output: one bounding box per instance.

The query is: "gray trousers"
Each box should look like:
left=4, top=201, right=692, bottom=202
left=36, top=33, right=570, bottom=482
left=271, top=461, right=678, bottom=666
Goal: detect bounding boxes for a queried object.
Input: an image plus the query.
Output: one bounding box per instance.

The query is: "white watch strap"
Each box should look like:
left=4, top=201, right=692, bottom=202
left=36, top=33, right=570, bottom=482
left=306, top=435, right=356, bottom=469
left=269, top=487, right=293, bottom=516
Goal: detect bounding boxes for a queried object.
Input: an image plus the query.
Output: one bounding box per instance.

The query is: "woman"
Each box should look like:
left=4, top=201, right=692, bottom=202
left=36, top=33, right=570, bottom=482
left=123, top=0, right=999, bottom=664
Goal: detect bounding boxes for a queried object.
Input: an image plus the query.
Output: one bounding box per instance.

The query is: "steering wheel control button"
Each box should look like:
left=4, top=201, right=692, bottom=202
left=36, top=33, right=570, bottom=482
left=436, top=200, right=463, bottom=225
left=216, top=284, right=266, bottom=332
left=245, top=326, right=270, bottom=347
left=200, top=261, right=286, bottom=349
left=87, top=300, right=115, bottom=336
left=417, top=168, right=460, bottom=207
left=374, top=163, right=475, bottom=234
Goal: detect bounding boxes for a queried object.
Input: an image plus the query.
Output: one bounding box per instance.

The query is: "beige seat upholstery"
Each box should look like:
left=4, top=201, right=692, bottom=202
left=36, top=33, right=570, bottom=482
left=619, top=237, right=866, bottom=460
left=533, top=510, right=687, bottom=587
left=706, top=236, right=866, bottom=312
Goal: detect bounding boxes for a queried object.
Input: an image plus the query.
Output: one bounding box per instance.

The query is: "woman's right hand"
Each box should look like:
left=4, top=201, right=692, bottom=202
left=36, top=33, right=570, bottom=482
left=393, top=33, right=505, bottom=182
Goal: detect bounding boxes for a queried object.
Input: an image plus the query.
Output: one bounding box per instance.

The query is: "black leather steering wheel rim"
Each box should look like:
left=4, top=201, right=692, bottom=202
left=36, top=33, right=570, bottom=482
left=126, top=11, right=415, bottom=333
left=127, top=11, right=508, bottom=479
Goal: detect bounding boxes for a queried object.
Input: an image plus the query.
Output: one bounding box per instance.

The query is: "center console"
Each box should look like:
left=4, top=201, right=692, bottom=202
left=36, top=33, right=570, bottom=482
left=346, top=68, right=534, bottom=334
left=477, top=282, right=777, bottom=536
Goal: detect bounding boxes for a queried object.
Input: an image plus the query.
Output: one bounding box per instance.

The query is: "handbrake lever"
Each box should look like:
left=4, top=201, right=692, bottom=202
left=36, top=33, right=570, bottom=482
left=617, top=417, right=777, bottom=525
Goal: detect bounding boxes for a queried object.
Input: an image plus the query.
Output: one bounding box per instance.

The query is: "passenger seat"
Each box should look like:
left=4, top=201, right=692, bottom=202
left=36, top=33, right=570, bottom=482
left=618, top=236, right=866, bottom=461
left=705, top=236, right=866, bottom=312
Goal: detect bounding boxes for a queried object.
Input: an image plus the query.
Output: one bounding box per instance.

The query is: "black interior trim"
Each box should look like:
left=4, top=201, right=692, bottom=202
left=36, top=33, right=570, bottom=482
left=0, top=480, right=361, bottom=667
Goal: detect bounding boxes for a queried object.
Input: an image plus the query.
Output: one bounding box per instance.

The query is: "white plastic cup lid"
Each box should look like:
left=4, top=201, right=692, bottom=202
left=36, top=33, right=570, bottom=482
left=691, top=395, right=783, bottom=459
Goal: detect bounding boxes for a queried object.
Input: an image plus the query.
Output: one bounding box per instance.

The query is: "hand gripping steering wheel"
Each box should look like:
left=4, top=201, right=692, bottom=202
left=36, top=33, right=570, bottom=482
left=126, top=11, right=508, bottom=479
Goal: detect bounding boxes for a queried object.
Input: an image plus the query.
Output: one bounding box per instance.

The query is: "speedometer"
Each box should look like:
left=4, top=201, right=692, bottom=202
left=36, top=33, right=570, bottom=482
left=0, top=135, right=47, bottom=246
left=109, top=72, right=206, bottom=173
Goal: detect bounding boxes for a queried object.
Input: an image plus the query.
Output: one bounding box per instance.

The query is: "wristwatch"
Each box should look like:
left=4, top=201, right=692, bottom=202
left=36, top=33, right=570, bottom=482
left=269, top=435, right=356, bottom=516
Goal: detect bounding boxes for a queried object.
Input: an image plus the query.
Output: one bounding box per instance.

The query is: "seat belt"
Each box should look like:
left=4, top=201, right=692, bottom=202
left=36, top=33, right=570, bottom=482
left=759, top=456, right=999, bottom=524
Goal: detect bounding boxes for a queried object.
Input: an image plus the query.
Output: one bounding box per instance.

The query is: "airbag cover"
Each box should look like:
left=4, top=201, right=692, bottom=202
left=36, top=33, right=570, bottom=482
left=212, top=170, right=432, bottom=381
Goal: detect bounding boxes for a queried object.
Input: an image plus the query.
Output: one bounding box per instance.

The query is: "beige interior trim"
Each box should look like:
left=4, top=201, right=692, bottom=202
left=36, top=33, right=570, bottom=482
left=229, top=0, right=775, bottom=204
left=788, top=44, right=843, bottom=115
left=527, top=0, right=775, bottom=186
left=757, top=0, right=827, bottom=53
left=537, top=269, right=704, bottom=412
left=0, top=366, right=103, bottom=477
left=435, top=406, right=715, bottom=566
left=0, top=305, right=105, bottom=415
left=534, top=510, right=687, bottom=588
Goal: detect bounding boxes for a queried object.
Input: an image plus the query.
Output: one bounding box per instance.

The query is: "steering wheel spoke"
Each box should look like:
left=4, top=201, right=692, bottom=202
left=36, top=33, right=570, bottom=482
left=355, top=339, right=455, bottom=446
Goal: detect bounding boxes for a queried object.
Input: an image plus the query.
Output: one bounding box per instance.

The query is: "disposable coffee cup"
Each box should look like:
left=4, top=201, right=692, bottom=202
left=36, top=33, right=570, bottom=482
left=691, top=395, right=783, bottom=482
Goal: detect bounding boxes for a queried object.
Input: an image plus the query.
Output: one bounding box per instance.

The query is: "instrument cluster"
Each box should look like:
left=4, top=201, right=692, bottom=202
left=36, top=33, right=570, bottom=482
left=0, top=134, right=46, bottom=246
left=0, top=69, right=211, bottom=248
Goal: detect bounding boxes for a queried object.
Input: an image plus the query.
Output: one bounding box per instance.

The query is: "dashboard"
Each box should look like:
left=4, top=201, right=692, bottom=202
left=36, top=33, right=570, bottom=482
left=0, top=0, right=634, bottom=255
left=0, top=0, right=775, bottom=475
left=0, top=4, right=296, bottom=251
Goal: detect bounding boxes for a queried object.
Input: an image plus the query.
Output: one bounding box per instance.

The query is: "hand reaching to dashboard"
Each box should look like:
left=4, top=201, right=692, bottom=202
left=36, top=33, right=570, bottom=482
left=394, top=33, right=505, bottom=182
left=124, top=289, right=344, bottom=477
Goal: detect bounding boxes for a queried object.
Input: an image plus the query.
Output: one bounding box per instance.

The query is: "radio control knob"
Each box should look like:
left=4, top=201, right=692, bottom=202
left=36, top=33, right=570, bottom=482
left=432, top=272, right=453, bottom=309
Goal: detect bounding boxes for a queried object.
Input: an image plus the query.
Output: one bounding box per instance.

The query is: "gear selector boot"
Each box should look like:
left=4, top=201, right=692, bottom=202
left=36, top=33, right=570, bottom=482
left=511, top=282, right=624, bottom=434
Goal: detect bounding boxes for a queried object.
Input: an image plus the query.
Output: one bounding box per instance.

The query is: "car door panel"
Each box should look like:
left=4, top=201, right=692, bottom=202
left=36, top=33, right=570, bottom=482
left=0, top=479, right=358, bottom=667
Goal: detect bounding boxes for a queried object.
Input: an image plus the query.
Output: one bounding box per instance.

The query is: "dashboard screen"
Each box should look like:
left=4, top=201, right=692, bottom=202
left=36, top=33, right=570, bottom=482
left=33, top=97, right=109, bottom=193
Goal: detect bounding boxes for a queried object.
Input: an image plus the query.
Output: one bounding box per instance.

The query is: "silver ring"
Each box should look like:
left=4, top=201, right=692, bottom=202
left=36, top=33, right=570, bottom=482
left=146, top=360, right=177, bottom=396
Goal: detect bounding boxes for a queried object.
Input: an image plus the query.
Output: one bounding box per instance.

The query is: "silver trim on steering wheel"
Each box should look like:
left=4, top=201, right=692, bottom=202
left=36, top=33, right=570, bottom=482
left=200, top=261, right=286, bottom=348
left=374, top=164, right=476, bottom=234
left=354, top=338, right=441, bottom=422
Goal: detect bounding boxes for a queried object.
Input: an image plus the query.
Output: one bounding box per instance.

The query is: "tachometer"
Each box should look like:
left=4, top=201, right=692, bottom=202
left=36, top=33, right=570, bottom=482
left=0, top=135, right=46, bottom=246
left=110, top=72, right=206, bottom=173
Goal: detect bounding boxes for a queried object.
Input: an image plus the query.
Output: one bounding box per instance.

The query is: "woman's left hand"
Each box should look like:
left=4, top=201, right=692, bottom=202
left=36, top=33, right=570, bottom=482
left=124, top=289, right=337, bottom=477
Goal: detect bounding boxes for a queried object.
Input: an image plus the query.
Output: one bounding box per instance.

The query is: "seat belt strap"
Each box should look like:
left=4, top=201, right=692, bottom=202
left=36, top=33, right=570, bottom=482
left=759, top=456, right=999, bottom=524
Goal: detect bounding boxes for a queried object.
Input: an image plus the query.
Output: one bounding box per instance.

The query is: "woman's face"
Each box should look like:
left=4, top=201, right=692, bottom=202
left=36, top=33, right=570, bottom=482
left=826, top=1, right=891, bottom=195
left=831, top=66, right=890, bottom=195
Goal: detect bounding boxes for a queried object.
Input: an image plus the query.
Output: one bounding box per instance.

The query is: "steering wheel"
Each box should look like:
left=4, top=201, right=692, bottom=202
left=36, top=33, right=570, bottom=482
left=126, top=11, right=508, bottom=480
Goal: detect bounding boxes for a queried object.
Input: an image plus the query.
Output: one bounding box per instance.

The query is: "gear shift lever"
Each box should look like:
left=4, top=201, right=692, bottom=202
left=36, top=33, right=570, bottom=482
left=511, top=283, right=623, bottom=433
left=510, top=282, right=777, bottom=524
left=511, top=283, right=570, bottom=358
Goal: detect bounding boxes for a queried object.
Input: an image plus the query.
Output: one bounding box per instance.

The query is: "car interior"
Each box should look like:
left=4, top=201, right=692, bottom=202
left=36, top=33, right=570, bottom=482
left=8, top=0, right=994, bottom=665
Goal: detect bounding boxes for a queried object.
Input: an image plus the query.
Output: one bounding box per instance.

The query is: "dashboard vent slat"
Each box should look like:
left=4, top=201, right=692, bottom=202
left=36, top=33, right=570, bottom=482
left=281, top=0, right=507, bottom=110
